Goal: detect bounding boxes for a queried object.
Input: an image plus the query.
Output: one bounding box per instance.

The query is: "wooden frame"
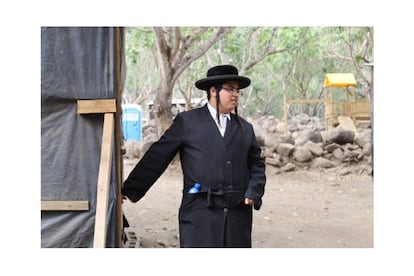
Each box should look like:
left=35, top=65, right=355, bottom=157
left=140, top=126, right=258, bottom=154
left=41, top=27, right=124, bottom=248
left=77, top=99, right=116, bottom=114
left=41, top=201, right=89, bottom=211
left=283, top=73, right=371, bottom=132
left=42, top=99, right=117, bottom=248
left=93, top=112, right=115, bottom=248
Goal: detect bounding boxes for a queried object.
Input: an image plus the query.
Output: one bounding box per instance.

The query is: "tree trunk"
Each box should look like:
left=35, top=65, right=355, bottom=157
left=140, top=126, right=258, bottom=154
left=153, top=82, right=173, bottom=138
left=152, top=26, right=229, bottom=137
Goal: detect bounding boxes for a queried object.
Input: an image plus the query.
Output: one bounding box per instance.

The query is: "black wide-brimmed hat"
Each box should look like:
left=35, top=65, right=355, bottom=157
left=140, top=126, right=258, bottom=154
left=195, top=65, right=251, bottom=91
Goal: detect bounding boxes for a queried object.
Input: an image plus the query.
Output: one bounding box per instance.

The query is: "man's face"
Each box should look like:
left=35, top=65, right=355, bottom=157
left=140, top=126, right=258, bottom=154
left=214, top=81, right=240, bottom=113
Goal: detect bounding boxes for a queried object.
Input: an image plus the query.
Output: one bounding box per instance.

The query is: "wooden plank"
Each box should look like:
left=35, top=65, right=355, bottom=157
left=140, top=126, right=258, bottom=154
left=41, top=200, right=89, bottom=211
left=114, top=27, right=124, bottom=248
left=93, top=113, right=115, bottom=248
left=77, top=99, right=116, bottom=114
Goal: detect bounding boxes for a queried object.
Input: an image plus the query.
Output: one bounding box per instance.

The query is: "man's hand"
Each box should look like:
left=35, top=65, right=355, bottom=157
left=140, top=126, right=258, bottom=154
left=244, top=198, right=255, bottom=206
left=121, top=194, right=128, bottom=203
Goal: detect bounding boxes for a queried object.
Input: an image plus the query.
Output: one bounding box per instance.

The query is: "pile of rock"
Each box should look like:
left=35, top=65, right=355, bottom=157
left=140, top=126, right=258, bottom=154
left=124, top=113, right=373, bottom=174
left=250, top=114, right=372, bottom=173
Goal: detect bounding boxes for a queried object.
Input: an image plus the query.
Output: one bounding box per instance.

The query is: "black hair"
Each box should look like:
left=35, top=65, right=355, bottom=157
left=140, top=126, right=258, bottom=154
left=214, top=84, right=222, bottom=125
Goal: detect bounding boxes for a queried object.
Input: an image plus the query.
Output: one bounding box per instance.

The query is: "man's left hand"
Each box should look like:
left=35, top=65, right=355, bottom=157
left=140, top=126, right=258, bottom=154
left=244, top=198, right=255, bottom=206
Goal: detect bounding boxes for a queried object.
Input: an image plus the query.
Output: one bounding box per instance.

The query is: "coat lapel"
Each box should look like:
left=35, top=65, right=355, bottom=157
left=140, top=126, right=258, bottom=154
left=223, top=114, right=239, bottom=147
left=204, top=105, right=237, bottom=155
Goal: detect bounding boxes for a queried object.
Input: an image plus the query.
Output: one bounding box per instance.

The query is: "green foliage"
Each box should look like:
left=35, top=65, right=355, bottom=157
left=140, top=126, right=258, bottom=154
left=124, top=26, right=373, bottom=120
left=125, top=27, right=154, bottom=66
left=124, top=27, right=158, bottom=99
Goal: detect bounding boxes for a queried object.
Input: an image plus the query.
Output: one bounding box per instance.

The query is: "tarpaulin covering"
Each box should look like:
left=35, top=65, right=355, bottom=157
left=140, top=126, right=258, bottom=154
left=41, top=27, right=124, bottom=247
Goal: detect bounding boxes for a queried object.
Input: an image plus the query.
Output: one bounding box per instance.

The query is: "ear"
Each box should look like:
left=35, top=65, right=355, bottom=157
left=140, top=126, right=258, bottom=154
left=210, top=86, right=217, bottom=97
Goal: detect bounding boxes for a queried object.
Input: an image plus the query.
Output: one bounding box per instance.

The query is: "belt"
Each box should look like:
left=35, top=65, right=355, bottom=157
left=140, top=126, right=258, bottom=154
left=206, top=187, right=224, bottom=207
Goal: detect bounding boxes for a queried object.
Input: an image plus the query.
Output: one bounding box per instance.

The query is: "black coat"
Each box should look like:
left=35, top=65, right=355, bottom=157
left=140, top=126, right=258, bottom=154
left=122, top=105, right=266, bottom=247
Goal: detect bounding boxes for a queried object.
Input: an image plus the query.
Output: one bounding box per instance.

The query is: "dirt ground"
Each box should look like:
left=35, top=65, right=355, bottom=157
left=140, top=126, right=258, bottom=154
left=122, top=158, right=373, bottom=248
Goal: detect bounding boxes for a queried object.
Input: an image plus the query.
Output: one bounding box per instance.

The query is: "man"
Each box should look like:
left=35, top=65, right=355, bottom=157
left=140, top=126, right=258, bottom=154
left=122, top=64, right=266, bottom=247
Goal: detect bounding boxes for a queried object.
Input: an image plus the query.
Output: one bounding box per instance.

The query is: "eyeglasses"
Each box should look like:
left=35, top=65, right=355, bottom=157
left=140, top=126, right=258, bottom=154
left=221, top=86, right=242, bottom=95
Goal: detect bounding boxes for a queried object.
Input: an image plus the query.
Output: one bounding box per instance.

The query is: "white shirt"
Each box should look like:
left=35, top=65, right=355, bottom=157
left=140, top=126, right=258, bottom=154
left=207, top=103, right=231, bottom=137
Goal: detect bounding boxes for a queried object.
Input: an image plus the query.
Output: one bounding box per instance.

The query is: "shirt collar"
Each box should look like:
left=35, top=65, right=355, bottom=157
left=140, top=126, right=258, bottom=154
left=207, top=102, right=231, bottom=120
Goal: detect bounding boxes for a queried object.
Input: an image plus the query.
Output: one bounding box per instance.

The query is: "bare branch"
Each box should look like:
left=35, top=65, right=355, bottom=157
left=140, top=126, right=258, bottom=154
left=325, top=51, right=353, bottom=61
left=241, top=27, right=290, bottom=73
left=172, top=27, right=230, bottom=83
left=153, top=27, right=171, bottom=76
left=243, top=46, right=290, bottom=72
left=171, top=27, right=183, bottom=63
left=133, top=85, right=159, bottom=105
left=183, top=27, right=210, bottom=48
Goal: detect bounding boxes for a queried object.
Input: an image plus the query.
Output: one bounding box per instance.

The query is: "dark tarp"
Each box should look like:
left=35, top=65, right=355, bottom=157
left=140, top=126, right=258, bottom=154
left=41, top=27, right=124, bottom=247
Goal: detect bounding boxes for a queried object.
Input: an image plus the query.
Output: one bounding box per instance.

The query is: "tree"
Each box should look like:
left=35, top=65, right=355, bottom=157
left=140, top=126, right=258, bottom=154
left=323, top=27, right=374, bottom=98
left=125, top=27, right=374, bottom=125
left=151, top=27, right=229, bottom=137
left=221, top=27, right=292, bottom=116
left=124, top=27, right=158, bottom=105
left=179, top=27, right=294, bottom=118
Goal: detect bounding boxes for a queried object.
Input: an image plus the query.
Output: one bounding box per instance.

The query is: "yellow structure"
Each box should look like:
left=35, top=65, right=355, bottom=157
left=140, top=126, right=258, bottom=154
left=323, top=73, right=371, bottom=129
left=283, top=73, right=371, bottom=132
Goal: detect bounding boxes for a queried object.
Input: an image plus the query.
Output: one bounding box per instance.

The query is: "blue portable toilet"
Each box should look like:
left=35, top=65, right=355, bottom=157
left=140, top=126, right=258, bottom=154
left=122, top=104, right=142, bottom=141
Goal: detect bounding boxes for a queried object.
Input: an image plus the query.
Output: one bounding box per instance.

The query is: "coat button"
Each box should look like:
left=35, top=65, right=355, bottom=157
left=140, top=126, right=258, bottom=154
left=223, top=208, right=228, bottom=213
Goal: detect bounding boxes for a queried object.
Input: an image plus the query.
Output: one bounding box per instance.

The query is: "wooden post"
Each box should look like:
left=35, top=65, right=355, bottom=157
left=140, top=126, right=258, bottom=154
left=93, top=113, right=115, bottom=248
left=77, top=99, right=117, bottom=248
left=114, top=27, right=124, bottom=248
